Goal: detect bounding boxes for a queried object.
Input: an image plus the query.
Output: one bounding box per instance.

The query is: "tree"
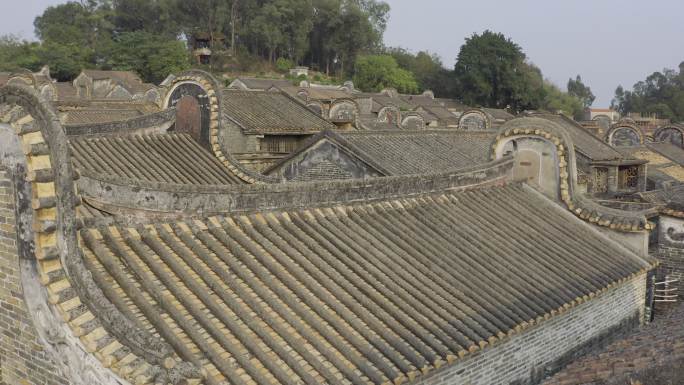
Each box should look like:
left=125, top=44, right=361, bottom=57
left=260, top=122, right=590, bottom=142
left=541, top=80, right=584, bottom=119
left=612, top=62, right=684, bottom=121
left=36, top=41, right=92, bottom=81
left=353, top=54, right=418, bottom=94
left=567, top=75, right=595, bottom=108
left=0, top=35, right=42, bottom=72
left=454, top=30, right=540, bottom=111
left=103, top=31, right=190, bottom=83
left=112, top=0, right=178, bottom=36
left=387, top=48, right=455, bottom=97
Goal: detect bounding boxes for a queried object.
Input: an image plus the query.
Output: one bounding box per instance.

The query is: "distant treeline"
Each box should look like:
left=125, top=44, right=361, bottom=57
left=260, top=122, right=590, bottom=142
left=613, top=62, right=684, bottom=122
left=0, top=1, right=599, bottom=117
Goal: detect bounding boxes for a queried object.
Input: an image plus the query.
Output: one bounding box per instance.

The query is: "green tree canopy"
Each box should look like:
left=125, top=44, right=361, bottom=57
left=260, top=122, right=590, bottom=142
left=454, top=30, right=543, bottom=111
left=353, top=54, right=418, bottom=94
left=612, top=62, right=684, bottom=121
left=541, top=81, right=584, bottom=119
left=0, top=35, right=42, bottom=73
left=567, top=75, right=595, bottom=108
left=387, top=48, right=454, bottom=97
left=103, top=31, right=190, bottom=84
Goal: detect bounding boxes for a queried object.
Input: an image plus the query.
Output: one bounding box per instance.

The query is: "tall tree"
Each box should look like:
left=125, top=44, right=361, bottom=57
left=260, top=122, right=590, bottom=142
left=567, top=75, right=595, bottom=108
left=454, top=30, right=541, bottom=111
left=112, top=0, right=178, bottom=36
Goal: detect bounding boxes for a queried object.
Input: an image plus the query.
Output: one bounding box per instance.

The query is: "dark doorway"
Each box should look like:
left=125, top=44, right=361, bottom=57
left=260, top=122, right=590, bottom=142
left=175, top=95, right=202, bottom=142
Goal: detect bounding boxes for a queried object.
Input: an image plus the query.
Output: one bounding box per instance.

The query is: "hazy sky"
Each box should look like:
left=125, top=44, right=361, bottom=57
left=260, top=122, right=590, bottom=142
left=2, top=0, right=683, bottom=106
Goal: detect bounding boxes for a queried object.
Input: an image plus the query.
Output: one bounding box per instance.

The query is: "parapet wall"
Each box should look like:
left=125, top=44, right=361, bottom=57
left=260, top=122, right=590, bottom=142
left=414, top=272, right=647, bottom=385
left=64, top=108, right=176, bottom=137
left=77, top=157, right=514, bottom=220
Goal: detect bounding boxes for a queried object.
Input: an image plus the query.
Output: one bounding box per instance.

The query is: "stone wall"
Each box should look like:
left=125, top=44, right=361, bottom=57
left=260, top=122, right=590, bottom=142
left=414, top=272, right=648, bottom=385
left=0, top=168, right=67, bottom=385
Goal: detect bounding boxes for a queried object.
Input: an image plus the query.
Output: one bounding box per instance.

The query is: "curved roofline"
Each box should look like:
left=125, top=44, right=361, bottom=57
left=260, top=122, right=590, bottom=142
left=458, top=109, right=492, bottom=130
left=77, top=156, right=515, bottom=217
left=605, top=122, right=645, bottom=145
left=163, top=70, right=278, bottom=184
left=492, top=116, right=652, bottom=232
left=0, top=84, right=201, bottom=384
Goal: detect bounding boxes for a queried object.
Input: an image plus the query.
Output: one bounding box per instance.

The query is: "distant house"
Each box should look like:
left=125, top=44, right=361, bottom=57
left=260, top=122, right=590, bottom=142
left=189, top=32, right=225, bottom=65
left=584, top=107, right=620, bottom=130
left=220, top=89, right=336, bottom=171
left=266, top=129, right=495, bottom=181
left=73, top=70, right=159, bottom=102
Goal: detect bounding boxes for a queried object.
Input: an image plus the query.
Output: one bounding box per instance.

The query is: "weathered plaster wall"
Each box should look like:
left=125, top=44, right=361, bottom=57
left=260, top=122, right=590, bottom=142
left=414, top=272, right=647, bottom=385
left=499, top=137, right=560, bottom=201
left=595, top=226, right=649, bottom=257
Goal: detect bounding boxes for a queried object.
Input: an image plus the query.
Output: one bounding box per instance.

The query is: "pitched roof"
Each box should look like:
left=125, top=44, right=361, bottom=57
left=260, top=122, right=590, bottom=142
left=221, top=89, right=335, bottom=134
left=69, top=133, right=246, bottom=185
left=481, top=108, right=515, bottom=121
left=648, top=142, right=684, bottom=165
left=82, top=70, right=156, bottom=94
left=616, top=145, right=684, bottom=183
left=62, top=109, right=144, bottom=125
left=435, top=98, right=470, bottom=112
left=531, top=113, right=625, bottom=161
left=78, top=184, right=651, bottom=385
left=420, top=105, right=459, bottom=125
left=288, top=130, right=495, bottom=175
left=55, top=82, right=78, bottom=100
left=231, top=77, right=294, bottom=90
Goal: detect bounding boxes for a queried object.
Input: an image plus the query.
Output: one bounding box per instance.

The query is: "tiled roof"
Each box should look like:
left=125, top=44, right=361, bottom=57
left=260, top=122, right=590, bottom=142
left=62, top=109, right=143, bottom=125
left=648, top=142, right=684, bottom=165
left=232, top=77, right=294, bottom=90
left=78, top=184, right=650, bottom=385
left=55, top=82, right=78, bottom=99
left=58, top=100, right=162, bottom=125
left=435, top=98, right=469, bottom=111
left=531, top=113, right=624, bottom=161
left=69, top=133, right=247, bottom=185
left=221, top=89, right=335, bottom=134
left=617, top=145, right=684, bottom=183
left=335, top=130, right=494, bottom=175
left=481, top=108, right=515, bottom=121
left=420, top=105, right=459, bottom=125
left=82, top=70, right=155, bottom=94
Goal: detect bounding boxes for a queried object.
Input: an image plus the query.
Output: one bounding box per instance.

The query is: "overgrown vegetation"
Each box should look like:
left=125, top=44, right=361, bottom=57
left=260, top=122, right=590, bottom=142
left=0, top=2, right=596, bottom=116
left=612, top=62, right=684, bottom=121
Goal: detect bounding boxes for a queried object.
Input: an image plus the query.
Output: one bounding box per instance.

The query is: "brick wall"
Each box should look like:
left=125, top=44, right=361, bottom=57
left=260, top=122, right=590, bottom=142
left=655, top=245, right=684, bottom=300
left=0, top=168, right=66, bottom=385
left=414, top=272, right=648, bottom=385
